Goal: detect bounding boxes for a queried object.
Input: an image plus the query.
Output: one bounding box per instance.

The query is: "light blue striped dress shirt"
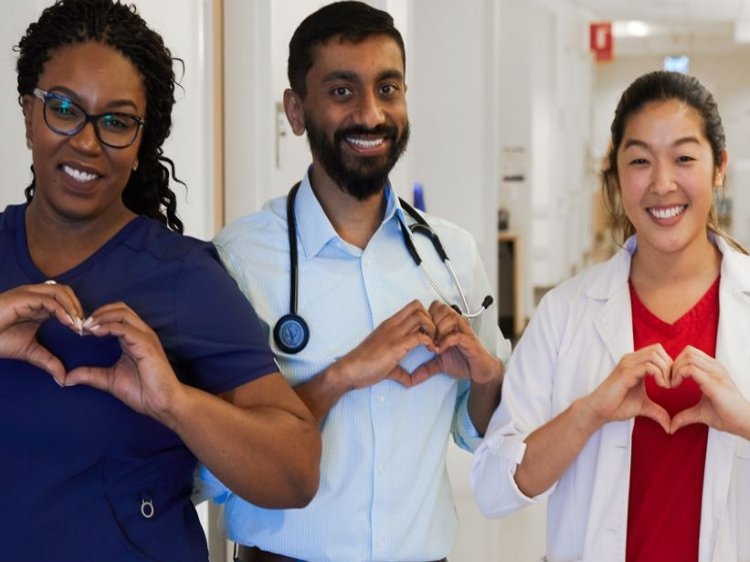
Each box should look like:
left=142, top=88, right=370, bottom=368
left=199, top=172, right=510, bottom=562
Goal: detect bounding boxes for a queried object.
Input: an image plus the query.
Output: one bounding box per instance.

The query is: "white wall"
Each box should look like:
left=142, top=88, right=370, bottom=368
left=497, top=0, right=596, bottom=317
left=0, top=0, right=50, bottom=211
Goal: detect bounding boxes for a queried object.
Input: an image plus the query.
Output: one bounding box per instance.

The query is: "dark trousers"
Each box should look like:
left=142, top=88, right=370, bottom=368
left=235, top=544, right=448, bottom=562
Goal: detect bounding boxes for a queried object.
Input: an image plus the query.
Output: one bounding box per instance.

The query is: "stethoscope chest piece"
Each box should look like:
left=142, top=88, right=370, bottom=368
left=273, top=313, right=310, bottom=354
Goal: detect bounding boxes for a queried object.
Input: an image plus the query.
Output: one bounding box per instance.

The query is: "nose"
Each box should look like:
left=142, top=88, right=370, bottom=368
left=354, top=90, right=385, bottom=128
left=68, top=119, right=103, bottom=154
left=650, top=160, right=676, bottom=195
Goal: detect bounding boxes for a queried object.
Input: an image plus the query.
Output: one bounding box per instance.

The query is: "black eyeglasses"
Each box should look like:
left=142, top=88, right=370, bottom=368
left=33, top=88, right=145, bottom=149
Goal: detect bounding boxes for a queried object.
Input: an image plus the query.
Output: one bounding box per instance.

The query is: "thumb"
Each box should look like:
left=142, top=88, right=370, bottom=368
left=670, top=404, right=704, bottom=434
left=25, top=345, right=66, bottom=386
left=387, top=365, right=415, bottom=388
left=640, top=400, right=671, bottom=434
left=65, top=366, right=109, bottom=390
left=410, top=356, right=443, bottom=386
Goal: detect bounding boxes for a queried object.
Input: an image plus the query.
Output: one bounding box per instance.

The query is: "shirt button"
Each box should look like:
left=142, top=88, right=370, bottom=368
left=375, top=394, right=385, bottom=402
left=377, top=464, right=385, bottom=475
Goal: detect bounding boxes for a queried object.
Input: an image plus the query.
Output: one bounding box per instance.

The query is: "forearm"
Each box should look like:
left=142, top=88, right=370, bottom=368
left=294, top=361, right=353, bottom=423
left=163, top=384, right=321, bottom=508
left=467, top=371, right=503, bottom=435
left=514, top=397, right=603, bottom=498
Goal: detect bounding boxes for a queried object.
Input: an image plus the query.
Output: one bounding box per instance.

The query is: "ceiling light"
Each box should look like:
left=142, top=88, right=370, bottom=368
left=612, top=20, right=651, bottom=38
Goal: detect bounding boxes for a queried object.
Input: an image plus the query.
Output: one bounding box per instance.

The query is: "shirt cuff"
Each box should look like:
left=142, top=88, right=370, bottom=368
left=454, top=394, right=483, bottom=451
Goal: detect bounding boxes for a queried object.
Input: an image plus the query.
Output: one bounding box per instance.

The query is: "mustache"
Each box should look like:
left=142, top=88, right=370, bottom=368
left=334, top=124, right=399, bottom=144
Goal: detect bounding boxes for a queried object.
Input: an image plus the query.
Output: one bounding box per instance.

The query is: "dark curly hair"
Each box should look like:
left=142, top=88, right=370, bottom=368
left=16, top=0, right=184, bottom=232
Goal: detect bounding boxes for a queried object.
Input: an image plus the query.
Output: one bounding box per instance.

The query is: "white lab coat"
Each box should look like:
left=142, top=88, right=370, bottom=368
left=471, top=235, right=750, bottom=562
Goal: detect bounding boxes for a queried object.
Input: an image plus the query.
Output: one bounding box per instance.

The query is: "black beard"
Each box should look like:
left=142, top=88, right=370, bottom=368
left=305, top=118, right=410, bottom=200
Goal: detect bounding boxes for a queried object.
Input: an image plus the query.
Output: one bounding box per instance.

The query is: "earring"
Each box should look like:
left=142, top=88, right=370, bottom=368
left=132, top=160, right=139, bottom=172
left=26, top=138, right=32, bottom=150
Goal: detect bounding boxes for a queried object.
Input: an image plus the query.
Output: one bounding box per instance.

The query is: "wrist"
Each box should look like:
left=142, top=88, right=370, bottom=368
left=472, top=357, right=504, bottom=387
left=322, top=358, right=357, bottom=394
left=151, top=382, right=192, bottom=432
left=570, top=396, right=607, bottom=437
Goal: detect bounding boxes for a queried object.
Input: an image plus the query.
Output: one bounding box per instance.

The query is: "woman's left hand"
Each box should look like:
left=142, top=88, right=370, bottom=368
left=65, top=302, right=184, bottom=424
left=670, top=345, right=750, bottom=438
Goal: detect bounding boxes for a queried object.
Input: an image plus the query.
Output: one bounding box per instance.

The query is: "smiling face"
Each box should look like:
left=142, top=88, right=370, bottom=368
left=616, top=98, right=727, bottom=259
left=285, top=34, right=409, bottom=200
left=22, top=41, right=146, bottom=225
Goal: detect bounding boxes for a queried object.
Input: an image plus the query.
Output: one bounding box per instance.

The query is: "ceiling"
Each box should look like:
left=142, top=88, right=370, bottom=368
left=570, top=0, right=748, bottom=23
left=569, top=0, right=750, bottom=54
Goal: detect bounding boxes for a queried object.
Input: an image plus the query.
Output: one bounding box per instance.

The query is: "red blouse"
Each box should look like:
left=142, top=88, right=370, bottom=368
left=625, top=277, right=719, bottom=562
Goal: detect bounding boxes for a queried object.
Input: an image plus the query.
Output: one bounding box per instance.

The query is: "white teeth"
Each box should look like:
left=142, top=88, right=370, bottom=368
left=650, top=205, right=685, bottom=220
left=347, top=137, right=384, bottom=149
left=62, top=165, right=98, bottom=182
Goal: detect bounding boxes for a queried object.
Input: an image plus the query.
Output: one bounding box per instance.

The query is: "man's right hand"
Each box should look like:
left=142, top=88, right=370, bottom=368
left=335, top=299, right=437, bottom=389
left=294, top=300, right=437, bottom=421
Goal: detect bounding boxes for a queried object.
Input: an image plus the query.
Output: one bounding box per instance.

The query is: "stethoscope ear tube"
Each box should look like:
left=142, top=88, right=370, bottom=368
left=398, top=199, right=493, bottom=319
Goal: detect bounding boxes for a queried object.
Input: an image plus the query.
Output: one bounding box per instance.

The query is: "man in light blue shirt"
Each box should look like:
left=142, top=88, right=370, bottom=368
left=201, top=2, right=510, bottom=561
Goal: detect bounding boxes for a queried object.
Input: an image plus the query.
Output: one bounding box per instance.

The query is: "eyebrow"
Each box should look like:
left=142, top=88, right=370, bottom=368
left=622, top=136, right=703, bottom=150
left=321, top=69, right=405, bottom=84
left=46, top=85, right=140, bottom=113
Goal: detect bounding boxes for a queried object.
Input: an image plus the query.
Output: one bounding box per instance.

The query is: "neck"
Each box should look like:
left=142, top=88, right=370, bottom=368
left=309, top=164, right=387, bottom=250
left=630, top=231, right=720, bottom=288
left=25, top=199, right=136, bottom=277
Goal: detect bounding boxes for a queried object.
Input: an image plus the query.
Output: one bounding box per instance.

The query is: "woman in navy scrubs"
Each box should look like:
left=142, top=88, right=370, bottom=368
left=0, top=1, right=320, bottom=560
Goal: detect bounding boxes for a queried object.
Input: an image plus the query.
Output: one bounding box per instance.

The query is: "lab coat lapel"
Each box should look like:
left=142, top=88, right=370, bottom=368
left=584, top=245, right=635, bottom=558
left=592, top=243, right=635, bottom=369
left=700, top=238, right=750, bottom=562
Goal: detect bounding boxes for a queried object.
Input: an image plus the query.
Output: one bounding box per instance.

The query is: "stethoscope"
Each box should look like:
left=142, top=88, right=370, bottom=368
left=273, top=182, right=494, bottom=354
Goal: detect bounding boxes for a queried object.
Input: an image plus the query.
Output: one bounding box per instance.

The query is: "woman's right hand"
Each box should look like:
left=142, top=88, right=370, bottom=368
left=583, top=343, right=673, bottom=432
left=0, top=283, right=84, bottom=383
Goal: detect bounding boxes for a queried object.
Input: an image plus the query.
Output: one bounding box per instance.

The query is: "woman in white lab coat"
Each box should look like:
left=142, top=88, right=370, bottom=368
left=472, top=70, right=750, bottom=562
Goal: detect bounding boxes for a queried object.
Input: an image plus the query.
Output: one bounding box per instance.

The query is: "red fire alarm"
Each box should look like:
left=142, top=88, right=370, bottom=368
left=590, top=22, right=613, bottom=62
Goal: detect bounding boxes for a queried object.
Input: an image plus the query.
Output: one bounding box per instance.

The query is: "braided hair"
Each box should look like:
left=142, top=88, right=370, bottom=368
left=16, top=0, right=184, bottom=232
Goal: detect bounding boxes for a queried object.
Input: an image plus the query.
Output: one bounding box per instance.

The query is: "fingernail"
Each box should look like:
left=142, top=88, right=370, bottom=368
left=83, top=316, right=95, bottom=329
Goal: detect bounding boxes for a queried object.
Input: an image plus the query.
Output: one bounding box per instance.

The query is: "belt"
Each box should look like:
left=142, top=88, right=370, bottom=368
left=235, top=545, right=447, bottom=562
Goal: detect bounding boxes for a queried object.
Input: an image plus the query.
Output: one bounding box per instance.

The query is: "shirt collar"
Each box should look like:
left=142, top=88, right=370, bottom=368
left=294, top=169, right=402, bottom=258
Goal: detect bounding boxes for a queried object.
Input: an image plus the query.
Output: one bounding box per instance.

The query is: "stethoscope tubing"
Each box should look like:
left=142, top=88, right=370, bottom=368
left=276, top=182, right=492, bottom=353
left=397, top=199, right=491, bottom=318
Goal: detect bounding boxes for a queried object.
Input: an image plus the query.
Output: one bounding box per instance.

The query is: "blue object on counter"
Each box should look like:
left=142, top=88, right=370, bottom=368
left=412, top=182, right=426, bottom=211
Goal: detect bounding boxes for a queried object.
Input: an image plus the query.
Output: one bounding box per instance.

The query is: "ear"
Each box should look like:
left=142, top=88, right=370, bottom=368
left=22, top=95, right=34, bottom=146
left=283, top=88, right=306, bottom=137
left=714, top=148, right=729, bottom=188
